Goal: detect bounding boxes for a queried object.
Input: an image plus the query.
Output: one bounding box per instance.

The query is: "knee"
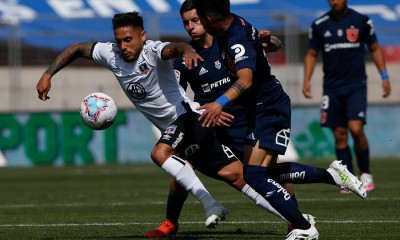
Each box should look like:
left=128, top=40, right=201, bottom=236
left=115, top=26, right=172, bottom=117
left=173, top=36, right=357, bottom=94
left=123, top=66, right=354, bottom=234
left=151, top=143, right=175, bottom=167
left=218, top=163, right=246, bottom=191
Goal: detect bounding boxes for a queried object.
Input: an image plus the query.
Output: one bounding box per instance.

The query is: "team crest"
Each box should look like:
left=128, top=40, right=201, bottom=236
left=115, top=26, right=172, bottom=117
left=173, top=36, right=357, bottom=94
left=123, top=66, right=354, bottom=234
left=139, top=62, right=150, bottom=74
left=214, top=60, right=221, bottom=69
left=164, top=125, right=177, bottom=135
left=346, top=26, right=359, bottom=42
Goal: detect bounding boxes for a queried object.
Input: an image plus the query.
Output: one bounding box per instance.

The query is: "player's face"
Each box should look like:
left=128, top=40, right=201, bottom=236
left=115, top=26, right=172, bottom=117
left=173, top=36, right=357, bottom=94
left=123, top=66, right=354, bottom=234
left=328, top=0, right=347, bottom=14
left=181, top=9, right=207, bottom=41
left=114, top=26, right=146, bottom=62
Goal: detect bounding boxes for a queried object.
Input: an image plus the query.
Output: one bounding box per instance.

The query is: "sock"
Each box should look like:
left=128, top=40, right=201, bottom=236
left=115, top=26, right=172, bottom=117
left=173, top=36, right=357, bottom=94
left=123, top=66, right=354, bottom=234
left=243, top=165, right=310, bottom=229
left=291, top=194, right=298, bottom=207
left=355, top=148, right=370, bottom=174
left=336, top=147, right=353, bottom=173
left=166, top=194, right=187, bottom=223
left=240, top=184, right=287, bottom=222
left=270, top=162, right=336, bottom=185
left=161, top=155, right=217, bottom=211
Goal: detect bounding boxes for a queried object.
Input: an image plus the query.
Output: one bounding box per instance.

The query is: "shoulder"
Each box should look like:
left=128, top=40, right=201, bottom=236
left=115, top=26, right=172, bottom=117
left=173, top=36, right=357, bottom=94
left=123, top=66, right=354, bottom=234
left=312, top=12, right=331, bottom=28
left=348, top=8, right=370, bottom=23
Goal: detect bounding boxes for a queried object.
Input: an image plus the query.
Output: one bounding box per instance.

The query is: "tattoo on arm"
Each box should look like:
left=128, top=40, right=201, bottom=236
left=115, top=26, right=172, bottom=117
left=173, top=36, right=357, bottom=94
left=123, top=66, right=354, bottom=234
left=46, top=42, right=94, bottom=76
left=231, top=81, right=247, bottom=96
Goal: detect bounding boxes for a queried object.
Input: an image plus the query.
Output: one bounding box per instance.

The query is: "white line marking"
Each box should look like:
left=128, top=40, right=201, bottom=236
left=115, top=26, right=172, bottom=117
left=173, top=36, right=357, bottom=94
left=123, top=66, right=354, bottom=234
left=0, top=220, right=398, bottom=228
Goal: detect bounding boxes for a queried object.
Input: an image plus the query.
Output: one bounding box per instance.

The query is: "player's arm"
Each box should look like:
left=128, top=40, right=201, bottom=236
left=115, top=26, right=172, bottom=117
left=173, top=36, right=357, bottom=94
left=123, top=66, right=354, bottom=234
left=198, top=68, right=253, bottom=127
left=259, top=30, right=282, bottom=53
left=161, top=42, right=203, bottom=69
left=36, top=42, right=95, bottom=101
left=369, top=42, right=391, bottom=98
left=302, top=48, right=318, bottom=99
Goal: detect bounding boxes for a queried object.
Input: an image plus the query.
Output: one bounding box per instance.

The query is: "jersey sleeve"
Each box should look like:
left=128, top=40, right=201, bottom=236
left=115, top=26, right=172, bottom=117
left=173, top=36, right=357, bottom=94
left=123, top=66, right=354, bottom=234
left=307, top=22, right=322, bottom=51
left=91, top=42, right=116, bottom=71
left=363, top=17, right=378, bottom=46
left=174, top=59, right=190, bottom=91
left=143, top=40, right=170, bottom=66
left=227, top=33, right=257, bottom=71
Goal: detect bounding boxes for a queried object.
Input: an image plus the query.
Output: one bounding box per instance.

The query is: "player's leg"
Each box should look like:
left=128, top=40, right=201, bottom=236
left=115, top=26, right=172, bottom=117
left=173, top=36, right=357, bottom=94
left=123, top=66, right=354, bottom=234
left=151, top=113, right=227, bottom=228
left=146, top=178, right=187, bottom=238
left=347, top=87, right=374, bottom=191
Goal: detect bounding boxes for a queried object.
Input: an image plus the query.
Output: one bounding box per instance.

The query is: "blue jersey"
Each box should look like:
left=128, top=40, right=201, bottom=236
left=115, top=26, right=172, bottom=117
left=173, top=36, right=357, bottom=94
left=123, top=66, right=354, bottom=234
left=174, top=37, right=247, bottom=156
left=308, top=8, right=377, bottom=92
left=215, top=14, right=291, bottom=154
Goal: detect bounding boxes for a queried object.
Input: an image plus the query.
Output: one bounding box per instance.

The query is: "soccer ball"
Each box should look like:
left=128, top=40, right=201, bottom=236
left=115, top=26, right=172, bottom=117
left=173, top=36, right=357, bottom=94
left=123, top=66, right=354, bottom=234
left=80, top=92, right=117, bottom=130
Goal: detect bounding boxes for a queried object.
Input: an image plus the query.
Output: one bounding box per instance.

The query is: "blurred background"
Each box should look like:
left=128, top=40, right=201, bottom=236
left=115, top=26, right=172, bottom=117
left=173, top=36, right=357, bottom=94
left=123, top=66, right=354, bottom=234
left=0, top=0, right=399, bottom=167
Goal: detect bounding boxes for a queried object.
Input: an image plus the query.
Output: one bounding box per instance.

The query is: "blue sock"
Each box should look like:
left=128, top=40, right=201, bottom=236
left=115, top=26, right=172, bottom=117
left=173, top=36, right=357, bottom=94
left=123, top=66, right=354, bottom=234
left=336, top=147, right=353, bottom=173
left=270, top=162, right=336, bottom=185
left=166, top=194, right=187, bottom=223
left=244, top=165, right=310, bottom=229
left=356, top=148, right=370, bottom=174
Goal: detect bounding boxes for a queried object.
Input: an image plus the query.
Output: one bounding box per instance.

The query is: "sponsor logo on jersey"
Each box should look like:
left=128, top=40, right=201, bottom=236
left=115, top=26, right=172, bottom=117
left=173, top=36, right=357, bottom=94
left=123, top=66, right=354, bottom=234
left=324, top=30, right=332, bottom=37
left=201, top=77, right=231, bottom=93
left=214, top=60, right=221, bottom=69
left=346, top=25, right=359, bottom=42
left=276, top=128, right=290, bottom=147
left=324, top=42, right=360, bottom=52
left=127, top=82, right=146, bottom=99
left=199, top=67, right=208, bottom=75
left=231, top=44, right=249, bottom=63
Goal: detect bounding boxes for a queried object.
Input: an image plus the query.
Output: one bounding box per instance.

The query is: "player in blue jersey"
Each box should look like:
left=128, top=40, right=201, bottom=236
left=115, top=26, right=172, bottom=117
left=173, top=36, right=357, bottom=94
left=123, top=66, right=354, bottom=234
left=303, top=0, right=391, bottom=192
left=192, top=1, right=319, bottom=238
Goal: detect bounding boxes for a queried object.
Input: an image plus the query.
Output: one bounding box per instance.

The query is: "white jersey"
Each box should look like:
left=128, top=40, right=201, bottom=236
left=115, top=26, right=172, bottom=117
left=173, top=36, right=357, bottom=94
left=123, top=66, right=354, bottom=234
left=91, top=40, right=201, bottom=131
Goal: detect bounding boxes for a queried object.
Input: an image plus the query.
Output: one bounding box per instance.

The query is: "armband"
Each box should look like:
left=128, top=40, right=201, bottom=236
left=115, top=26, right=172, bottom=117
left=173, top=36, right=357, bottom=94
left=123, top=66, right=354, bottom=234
left=215, top=95, right=230, bottom=107
left=380, top=70, right=389, bottom=81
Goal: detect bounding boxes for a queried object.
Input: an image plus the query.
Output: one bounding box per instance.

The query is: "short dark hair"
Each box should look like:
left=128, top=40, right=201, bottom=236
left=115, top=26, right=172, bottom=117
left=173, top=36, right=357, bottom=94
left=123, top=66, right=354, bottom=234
left=180, top=0, right=195, bottom=16
left=112, top=11, right=144, bottom=30
left=192, top=0, right=230, bottom=20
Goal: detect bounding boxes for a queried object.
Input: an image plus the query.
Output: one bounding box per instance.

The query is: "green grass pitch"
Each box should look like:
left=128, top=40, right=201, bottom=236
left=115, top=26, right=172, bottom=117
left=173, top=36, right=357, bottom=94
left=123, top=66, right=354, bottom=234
left=0, top=158, right=399, bottom=239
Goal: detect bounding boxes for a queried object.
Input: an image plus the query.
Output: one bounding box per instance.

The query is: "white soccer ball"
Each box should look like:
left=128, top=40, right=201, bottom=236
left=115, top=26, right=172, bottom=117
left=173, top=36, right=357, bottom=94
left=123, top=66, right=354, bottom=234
left=80, top=92, right=117, bottom=130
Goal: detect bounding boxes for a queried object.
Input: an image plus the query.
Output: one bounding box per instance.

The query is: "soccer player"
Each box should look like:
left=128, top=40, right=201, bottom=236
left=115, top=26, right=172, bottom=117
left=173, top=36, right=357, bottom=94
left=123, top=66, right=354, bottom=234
left=36, top=11, right=286, bottom=231
left=146, top=1, right=292, bottom=237
left=303, top=0, right=391, bottom=192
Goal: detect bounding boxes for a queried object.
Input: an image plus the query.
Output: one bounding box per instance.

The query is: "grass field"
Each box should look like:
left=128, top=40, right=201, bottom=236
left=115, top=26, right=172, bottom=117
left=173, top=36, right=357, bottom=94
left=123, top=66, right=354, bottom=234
left=0, top=158, right=399, bottom=240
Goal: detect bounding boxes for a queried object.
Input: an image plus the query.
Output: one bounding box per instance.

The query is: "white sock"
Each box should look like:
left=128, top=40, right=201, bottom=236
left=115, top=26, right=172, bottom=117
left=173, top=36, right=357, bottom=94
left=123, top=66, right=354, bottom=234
left=241, top=184, right=288, bottom=222
left=161, top=155, right=217, bottom=210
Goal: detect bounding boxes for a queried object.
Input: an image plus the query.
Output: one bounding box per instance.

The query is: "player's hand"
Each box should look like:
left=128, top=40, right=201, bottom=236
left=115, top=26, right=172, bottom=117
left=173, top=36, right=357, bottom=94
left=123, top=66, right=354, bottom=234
left=382, top=80, right=391, bottom=98
left=36, top=72, right=52, bottom=101
left=197, top=102, right=223, bottom=127
left=182, top=48, right=203, bottom=69
left=216, top=111, right=234, bottom=127
left=302, top=81, right=312, bottom=99
left=258, top=30, right=271, bottom=49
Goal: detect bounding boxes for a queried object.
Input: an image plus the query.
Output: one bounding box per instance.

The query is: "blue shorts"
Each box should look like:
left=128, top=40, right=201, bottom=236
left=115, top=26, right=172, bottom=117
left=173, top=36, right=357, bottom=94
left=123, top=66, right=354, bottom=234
left=320, top=87, right=367, bottom=128
left=245, top=80, right=291, bottom=155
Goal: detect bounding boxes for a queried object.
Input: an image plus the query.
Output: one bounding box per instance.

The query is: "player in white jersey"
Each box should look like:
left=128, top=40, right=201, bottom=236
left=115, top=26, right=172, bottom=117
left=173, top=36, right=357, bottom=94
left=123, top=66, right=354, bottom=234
left=36, top=11, right=284, bottom=230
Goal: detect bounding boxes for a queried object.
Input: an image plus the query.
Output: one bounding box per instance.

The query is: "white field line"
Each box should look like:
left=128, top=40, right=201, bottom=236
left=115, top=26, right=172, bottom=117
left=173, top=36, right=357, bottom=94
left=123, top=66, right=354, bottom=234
left=0, top=220, right=398, bottom=228
left=0, top=197, right=399, bottom=209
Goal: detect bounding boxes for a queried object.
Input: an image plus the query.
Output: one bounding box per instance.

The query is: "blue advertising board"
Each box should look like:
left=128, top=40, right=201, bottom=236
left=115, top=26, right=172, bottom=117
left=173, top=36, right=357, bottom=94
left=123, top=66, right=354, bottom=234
left=0, top=0, right=399, bottom=50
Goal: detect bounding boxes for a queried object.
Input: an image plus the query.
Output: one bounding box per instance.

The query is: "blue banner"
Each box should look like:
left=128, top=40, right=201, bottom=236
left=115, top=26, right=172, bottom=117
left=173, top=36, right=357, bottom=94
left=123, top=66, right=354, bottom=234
left=0, top=0, right=399, bottom=50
